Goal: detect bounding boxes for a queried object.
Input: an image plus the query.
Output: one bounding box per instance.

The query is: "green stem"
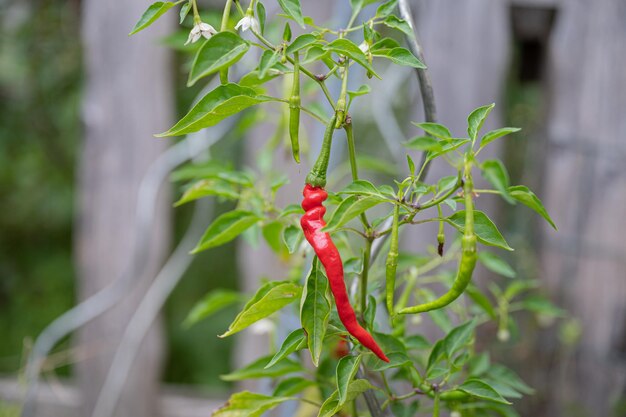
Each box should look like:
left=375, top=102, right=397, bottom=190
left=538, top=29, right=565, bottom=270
left=433, top=391, right=440, bottom=417
left=360, top=239, right=372, bottom=313
left=191, top=0, right=201, bottom=24
left=344, top=120, right=370, bottom=229
left=218, top=0, right=233, bottom=83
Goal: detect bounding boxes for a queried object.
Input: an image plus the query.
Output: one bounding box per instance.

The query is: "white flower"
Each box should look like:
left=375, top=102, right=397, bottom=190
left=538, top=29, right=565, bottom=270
left=235, top=14, right=260, bottom=33
left=185, top=21, right=217, bottom=45
left=249, top=318, right=275, bottom=335
left=358, top=41, right=370, bottom=54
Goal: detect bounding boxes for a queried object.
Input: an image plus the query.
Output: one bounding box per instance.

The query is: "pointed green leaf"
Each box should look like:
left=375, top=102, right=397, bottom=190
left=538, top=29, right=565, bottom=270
left=324, top=39, right=380, bottom=79
left=372, top=47, right=425, bottom=68
left=478, top=251, right=516, bottom=278
left=481, top=159, right=515, bottom=204
left=221, top=355, right=303, bottom=381
left=447, top=210, right=513, bottom=251
left=404, top=136, right=442, bottom=151
left=265, top=328, right=307, bottom=368
left=366, top=352, right=412, bottom=371
left=286, top=34, right=319, bottom=54
left=183, top=289, right=240, bottom=327
left=282, top=225, right=302, bottom=254
left=412, top=122, right=452, bottom=138
left=257, top=49, right=281, bottom=79
left=336, top=354, right=362, bottom=405
left=339, top=180, right=388, bottom=199
left=192, top=210, right=260, bottom=253
left=277, top=0, right=305, bottom=28
left=509, top=185, right=557, bottom=230
left=157, top=84, right=270, bottom=137
left=273, top=377, right=316, bottom=397
left=220, top=280, right=302, bottom=337
left=174, top=179, right=239, bottom=206
left=479, top=127, right=521, bottom=149
left=318, top=380, right=376, bottom=417
left=212, top=391, right=290, bottom=417
left=458, top=378, right=512, bottom=405
left=323, top=196, right=385, bottom=233
left=383, top=15, right=413, bottom=38
left=466, top=286, right=497, bottom=318
left=376, top=0, right=398, bottom=18
left=348, top=84, right=371, bottom=99
left=370, top=37, right=401, bottom=52
left=256, top=1, right=266, bottom=34
left=467, top=103, right=495, bottom=141
left=179, top=1, right=191, bottom=24
left=130, top=1, right=176, bottom=35
left=188, top=32, right=250, bottom=86
left=426, top=138, right=471, bottom=161
left=443, top=319, right=475, bottom=357
left=300, top=260, right=331, bottom=366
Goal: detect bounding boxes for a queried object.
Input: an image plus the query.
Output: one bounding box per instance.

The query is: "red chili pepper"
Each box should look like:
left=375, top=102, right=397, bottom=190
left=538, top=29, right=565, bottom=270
left=301, top=184, right=389, bottom=362
left=332, top=336, right=351, bottom=359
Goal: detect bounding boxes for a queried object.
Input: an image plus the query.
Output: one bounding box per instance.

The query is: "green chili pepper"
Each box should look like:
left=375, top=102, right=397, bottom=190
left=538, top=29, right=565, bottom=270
left=305, top=115, right=337, bottom=188
left=437, top=205, right=445, bottom=256
left=289, top=52, right=301, bottom=163
left=398, top=160, right=477, bottom=315
left=385, top=202, right=400, bottom=313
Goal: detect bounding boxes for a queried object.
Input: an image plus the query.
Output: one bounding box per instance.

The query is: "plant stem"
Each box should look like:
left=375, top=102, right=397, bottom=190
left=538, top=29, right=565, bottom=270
left=345, top=120, right=370, bottom=230
left=219, top=0, right=233, bottom=83
left=361, top=239, right=372, bottom=313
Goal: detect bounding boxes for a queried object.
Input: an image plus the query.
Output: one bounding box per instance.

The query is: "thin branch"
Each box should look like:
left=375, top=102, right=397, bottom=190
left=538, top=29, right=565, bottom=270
left=398, top=0, right=438, bottom=179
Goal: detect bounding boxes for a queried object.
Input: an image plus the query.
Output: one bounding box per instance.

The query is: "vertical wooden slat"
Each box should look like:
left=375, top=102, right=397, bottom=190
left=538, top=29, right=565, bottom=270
left=76, top=1, right=174, bottom=415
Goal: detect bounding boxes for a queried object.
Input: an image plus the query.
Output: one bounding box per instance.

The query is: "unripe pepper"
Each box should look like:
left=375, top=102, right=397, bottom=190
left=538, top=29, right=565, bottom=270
left=301, top=117, right=389, bottom=362
left=288, top=52, right=301, bottom=163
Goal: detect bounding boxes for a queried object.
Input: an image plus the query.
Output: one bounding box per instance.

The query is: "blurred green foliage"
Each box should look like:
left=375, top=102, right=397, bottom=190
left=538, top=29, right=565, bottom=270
left=0, top=0, right=238, bottom=389
left=0, top=0, right=81, bottom=374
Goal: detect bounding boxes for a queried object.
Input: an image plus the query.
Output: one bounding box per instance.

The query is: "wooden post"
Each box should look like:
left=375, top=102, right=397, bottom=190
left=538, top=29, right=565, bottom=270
left=76, top=1, right=173, bottom=416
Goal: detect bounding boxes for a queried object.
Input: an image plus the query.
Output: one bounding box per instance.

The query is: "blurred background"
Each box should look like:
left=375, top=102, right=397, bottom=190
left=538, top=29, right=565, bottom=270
left=0, top=0, right=625, bottom=416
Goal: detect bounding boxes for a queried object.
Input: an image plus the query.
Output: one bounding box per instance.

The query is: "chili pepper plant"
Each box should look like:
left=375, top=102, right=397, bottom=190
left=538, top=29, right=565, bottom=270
left=132, top=0, right=561, bottom=416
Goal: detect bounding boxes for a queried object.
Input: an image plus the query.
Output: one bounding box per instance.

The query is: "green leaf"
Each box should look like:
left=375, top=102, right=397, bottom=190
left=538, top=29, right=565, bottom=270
left=174, top=179, right=239, bottom=206
left=220, top=280, right=302, bottom=337
left=286, top=34, right=319, bottom=54
left=479, top=127, right=521, bottom=149
left=405, top=335, right=431, bottom=350
left=363, top=295, right=376, bottom=330
left=443, top=319, right=475, bottom=357
left=447, top=210, right=513, bottom=251
left=192, top=210, right=260, bottom=253
left=188, top=32, right=250, bottom=86
left=478, top=252, right=516, bottom=278
left=367, top=352, right=412, bottom=371
left=300, top=260, right=331, bottom=366
left=221, top=355, right=303, bottom=381
left=282, top=225, right=302, bottom=254
left=376, top=0, right=398, bottom=18
left=258, top=49, right=281, bottom=79
left=426, top=138, right=471, bottom=161
left=391, top=401, right=420, bottom=417
left=273, top=377, right=316, bottom=397
left=129, top=1, right=176, bottom=35
left=212, top=391, right=290, bottom=417
left=427, top=339, right=446, bottom=372
left=383, top=15, right=413, bottom=38
left=336, top=355, right=362, bottom=405
left=412, top=122, right=451, bottom=138
left=256, top=1, right=266, bottom=34
left=404, top=136, right=442, bottom=151
left=509, top=185, right=557, bottom=230
left=179, top=1, right=191, bottom=24
left=467, top=352, right=491, bottom=377
left=348, top=84, right=371, bottom=99
left=265, top=328, right=307, bottom=368
left=372, top=47, right=425, bottom=68
left=487, top=364, right=535, bottom=395
left=465, top=286, right=496, bottom=318
left=370, top=37, right=401, bottom=52
left=481, top=159, right=515, bottom=204
left=323, top=196, right=385, bottom=233
left=467, top=103, right=495, bottom=142
left=339, top=180, right=389, bottom=200
left=458, top=378, right=512, bottom=405
left=183, top=289, right=240, bottom=327
left=277, top=0, right=305, bottom=28
left=262, top=221, right=285, bottom=254
left=324, top=39, right=380, bottom=79
left=157, top=84, right=270, bottom=137
left=318, top=380, right=376, bottom=417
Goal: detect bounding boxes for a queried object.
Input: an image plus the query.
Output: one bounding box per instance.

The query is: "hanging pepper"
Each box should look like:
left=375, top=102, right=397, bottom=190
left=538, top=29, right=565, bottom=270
left=399, top=161, right=477, bottom=315
left=288, top=52, right=301, bottom=163
left=437, top=204, right=445, bottom=256
left=301, top=117, right=389, bottom=362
